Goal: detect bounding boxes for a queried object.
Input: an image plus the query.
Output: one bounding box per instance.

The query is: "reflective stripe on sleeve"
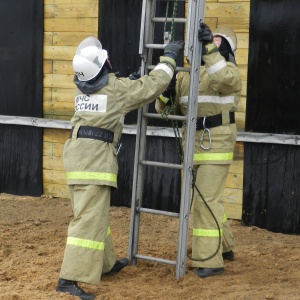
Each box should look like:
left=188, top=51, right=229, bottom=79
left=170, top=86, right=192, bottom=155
left=205, top=60, right=227, bottom=75
left=194, top=152, right=233, bottom=162
left=66, top=172, right=117, bottom=182
left=180, top=95, right=234, bottom=104
left=67, top=237, right=105, bottom=250
left=154, top=63, right=174, bottom=79
left=193, top=228, right=223, bottom=237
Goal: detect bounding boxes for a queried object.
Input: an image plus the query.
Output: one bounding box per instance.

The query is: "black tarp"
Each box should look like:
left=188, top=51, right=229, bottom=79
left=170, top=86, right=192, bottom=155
left=99, top=0, right=185, bottom=211
left=0, top=1, right=43, bottom=196
left=243, top=0, right=300, bottom=233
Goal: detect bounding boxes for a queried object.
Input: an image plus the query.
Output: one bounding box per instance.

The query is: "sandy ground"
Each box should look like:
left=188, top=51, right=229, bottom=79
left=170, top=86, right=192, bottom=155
left=0, top=193, right=300, bottom=300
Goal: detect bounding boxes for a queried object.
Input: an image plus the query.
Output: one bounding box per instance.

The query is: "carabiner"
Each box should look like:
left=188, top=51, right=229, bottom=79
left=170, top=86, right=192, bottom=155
left=116, top=143, right=122, bottom=155
left=200, top=117, right=212, bottom=150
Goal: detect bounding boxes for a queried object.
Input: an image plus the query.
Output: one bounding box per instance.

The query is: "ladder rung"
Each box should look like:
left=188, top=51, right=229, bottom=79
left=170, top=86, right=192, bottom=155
left=139, top=207, right=180, bottom=218
left=145, top=43, right=165, bottom=49
left=147, top=65, right=190, bottom=72
left=140, top=160, right=183, bottom=170
left=134, top=254, right=176, bottom=266
left=152, top=17, right=187, bottom=23
left=143, top=112, right=187, bottom=121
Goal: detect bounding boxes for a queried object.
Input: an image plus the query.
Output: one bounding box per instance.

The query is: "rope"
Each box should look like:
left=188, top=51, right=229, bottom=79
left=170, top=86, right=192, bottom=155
left=162, top=1, right=181, bottom=160
left=171, top=0, right=178, bottom=39
left=164, top=1, right=178, bottom=41
left=163, top=1, right=170, bottom=34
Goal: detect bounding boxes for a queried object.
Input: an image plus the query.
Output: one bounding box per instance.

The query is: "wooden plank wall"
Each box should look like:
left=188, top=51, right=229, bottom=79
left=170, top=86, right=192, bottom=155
left=42, top=0, right=250, bottom=220
left=203, top=0, right=250, bottom=219
left=43, top=0, right=98, bottom=198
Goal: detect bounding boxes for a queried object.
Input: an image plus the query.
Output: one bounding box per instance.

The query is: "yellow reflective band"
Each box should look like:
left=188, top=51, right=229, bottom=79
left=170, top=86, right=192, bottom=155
left=223, top=214, right=227, bottom=223
left=193, top=228, right=223, bottom=237
left=194, top=152, right=233, bottom=162
left=106, top=227, right=111, bottom=236
left=66, top=172, right=117, bottom=182
left=159, top=94, right=170, bottom=104
left=67, top=237, right=105, bottom=250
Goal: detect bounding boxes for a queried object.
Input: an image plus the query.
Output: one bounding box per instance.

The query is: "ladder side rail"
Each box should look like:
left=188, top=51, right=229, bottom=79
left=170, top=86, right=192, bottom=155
left=128, top=0, right=157, bottom=265
left=176, top=0, right=206, bottom=279
left=128, top=83, right=147, bottom=265
left=184, top=0, right=197, bottom=62
left=139, top=0, right=147, bottom=55
left=128, top=0, right=149, bottom=264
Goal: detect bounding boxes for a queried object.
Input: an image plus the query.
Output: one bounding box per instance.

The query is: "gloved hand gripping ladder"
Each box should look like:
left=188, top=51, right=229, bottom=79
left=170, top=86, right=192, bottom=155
left=128, top=0, right=206, bottom=279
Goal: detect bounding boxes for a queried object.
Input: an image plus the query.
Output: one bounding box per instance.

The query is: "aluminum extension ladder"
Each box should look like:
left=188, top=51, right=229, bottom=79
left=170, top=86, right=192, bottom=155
left=128, top=0, right=206, bottom=279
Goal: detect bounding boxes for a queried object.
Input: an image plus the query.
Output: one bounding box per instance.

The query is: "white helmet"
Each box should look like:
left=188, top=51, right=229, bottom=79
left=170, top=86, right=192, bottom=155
left=213, top=27, right=237, bottom=53
left=73, top=36, right=108, bottom=82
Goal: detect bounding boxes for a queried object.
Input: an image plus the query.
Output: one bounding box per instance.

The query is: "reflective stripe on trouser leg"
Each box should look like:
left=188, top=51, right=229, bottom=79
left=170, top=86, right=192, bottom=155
left=222, top=213, right=235, bottom=253
left=192, top=164, right=230, bottom=268
left=59, top=184, right=116, bottom=285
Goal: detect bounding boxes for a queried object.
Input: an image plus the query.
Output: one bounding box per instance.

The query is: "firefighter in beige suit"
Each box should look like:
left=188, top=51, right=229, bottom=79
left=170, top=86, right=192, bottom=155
left=155, top=24, right=242, bottom=278
left=56, top=37, right=184, bottom=299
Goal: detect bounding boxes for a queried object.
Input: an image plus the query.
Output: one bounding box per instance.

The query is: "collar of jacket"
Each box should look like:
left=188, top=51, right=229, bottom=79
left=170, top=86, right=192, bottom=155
left=74, top=67, right=109, bottom=94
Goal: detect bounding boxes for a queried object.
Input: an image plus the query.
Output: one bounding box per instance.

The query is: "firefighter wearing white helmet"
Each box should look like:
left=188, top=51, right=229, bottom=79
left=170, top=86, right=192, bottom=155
left=56, top=36, right=184, bottom=299
left=72, top=36, right=108, bottom=82
left=155, top=24, right=241, bottom=278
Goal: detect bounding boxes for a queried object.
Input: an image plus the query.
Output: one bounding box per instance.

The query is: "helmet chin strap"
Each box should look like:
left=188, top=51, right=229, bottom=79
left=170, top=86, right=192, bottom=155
left=74, top=67, right=109, bottom=94
left=105, top=58, right=113, bottom=71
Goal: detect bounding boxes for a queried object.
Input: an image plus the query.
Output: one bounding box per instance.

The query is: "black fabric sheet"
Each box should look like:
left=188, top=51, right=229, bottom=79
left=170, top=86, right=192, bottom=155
left=243, top=0, right=300, bottom=233
left=0, top=1, right=43, bottom=196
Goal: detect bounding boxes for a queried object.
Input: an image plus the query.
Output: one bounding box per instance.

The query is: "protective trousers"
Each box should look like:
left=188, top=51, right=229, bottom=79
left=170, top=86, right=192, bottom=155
left=192, top=164, right=235, bottom=268
left=59, top=184, right=116, bottom=285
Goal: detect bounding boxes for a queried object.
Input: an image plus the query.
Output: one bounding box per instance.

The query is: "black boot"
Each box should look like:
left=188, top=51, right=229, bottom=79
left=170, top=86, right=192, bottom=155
left=193, top=267, right=224, bottom=278
left=56, top=279, right=96, bottom=300
left=222, top=250, right=235, bottom=261
left=104, top=257, right=129, bottom=276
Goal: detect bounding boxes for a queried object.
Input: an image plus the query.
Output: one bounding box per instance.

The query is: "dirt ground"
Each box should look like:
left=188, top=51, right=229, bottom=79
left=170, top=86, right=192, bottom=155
left=0, top=193, right=300, bottom=300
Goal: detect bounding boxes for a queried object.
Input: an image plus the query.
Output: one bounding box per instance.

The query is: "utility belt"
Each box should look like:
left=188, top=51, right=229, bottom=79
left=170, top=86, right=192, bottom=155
left=70, top=126, right=114, bottom=143
left=196, top=112, right=235, bottom=130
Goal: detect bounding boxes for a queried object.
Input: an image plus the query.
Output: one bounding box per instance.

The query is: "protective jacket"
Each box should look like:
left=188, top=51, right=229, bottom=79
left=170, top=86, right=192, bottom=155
left=64, top=56, right=175, bottom=188
left=156, top=51, right=242, bottom=165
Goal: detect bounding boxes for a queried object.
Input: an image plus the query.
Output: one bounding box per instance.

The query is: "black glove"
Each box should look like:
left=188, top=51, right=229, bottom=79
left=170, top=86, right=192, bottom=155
left=198, top=23, right=218, bottom=55
left=164, top=40, right=184, bottom=60
left=129, top=67, right=141, bottom=80
left=198, top=23, right=213, bottom=44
